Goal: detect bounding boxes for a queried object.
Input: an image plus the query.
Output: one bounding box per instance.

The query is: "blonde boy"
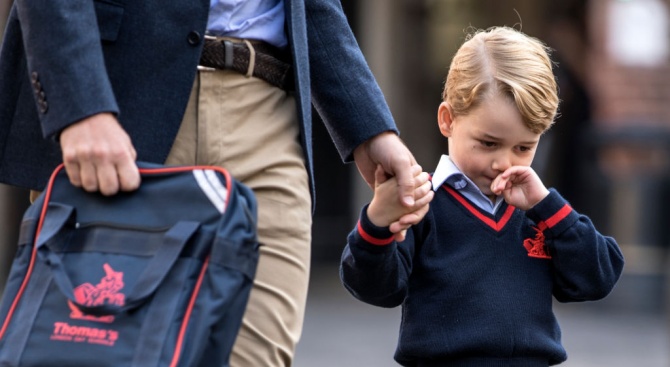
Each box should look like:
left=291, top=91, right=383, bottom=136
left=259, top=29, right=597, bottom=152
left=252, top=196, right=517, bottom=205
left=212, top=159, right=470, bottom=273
left=340, top=27, right=624, bottom=366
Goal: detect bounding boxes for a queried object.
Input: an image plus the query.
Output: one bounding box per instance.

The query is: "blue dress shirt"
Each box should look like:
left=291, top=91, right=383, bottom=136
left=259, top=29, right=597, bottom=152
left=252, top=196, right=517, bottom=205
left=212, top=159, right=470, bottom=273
left=207, top=0, right=288, bottom=48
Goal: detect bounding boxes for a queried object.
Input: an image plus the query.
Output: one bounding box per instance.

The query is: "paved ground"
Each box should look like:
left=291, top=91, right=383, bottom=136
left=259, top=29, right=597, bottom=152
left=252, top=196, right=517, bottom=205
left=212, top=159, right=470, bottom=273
left=294, top=264, right=670, bottom=367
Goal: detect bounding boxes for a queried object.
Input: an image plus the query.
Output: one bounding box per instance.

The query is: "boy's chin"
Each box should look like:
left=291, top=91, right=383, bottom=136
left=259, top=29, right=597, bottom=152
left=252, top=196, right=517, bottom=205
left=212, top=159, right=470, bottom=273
left=477, top=186, right=498, bottom=200
left=476, top=184, right=495, bottom=197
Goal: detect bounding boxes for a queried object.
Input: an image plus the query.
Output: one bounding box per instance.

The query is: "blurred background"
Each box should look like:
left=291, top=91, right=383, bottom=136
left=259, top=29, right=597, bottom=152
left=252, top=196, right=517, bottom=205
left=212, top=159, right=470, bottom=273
left=1, top=0, right=669, bottom=365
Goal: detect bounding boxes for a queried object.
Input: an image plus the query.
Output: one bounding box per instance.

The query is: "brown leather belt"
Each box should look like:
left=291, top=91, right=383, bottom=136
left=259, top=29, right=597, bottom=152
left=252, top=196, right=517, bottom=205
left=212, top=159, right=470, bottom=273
left=199, top=37, right=294, bottom=91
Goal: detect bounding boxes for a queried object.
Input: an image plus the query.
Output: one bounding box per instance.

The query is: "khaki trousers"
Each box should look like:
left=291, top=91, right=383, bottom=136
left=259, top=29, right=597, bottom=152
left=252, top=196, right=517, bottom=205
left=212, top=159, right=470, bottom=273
left=166, top=69, right=312, bottom=367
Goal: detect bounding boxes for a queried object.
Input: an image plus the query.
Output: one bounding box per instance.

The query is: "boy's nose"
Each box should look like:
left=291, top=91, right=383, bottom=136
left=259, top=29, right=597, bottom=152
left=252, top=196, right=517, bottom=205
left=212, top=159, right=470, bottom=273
left=491, top=154, right=512, bottom=172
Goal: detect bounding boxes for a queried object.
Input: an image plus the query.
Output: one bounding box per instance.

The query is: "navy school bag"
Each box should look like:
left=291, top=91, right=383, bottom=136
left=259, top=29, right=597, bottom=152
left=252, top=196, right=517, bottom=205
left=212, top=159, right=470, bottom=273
left=0, top=163, right=259, bottom=367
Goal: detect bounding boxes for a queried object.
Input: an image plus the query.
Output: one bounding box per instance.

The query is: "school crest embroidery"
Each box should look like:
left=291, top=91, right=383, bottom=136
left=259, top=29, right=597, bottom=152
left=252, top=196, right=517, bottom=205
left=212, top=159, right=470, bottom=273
left=68, top=263, right=126, bottom=323
left=523, top=225, right=552, bottom=259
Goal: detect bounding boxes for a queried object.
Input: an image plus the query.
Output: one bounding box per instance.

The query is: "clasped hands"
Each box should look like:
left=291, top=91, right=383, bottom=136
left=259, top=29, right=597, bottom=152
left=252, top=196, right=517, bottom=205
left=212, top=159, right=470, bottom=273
left=60, top=117, right=436, bottom=242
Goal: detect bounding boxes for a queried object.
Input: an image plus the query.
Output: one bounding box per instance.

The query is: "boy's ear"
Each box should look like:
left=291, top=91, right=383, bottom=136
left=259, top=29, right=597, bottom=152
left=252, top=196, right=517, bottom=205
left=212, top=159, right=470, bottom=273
left=437, top=102, right=454, bottom=138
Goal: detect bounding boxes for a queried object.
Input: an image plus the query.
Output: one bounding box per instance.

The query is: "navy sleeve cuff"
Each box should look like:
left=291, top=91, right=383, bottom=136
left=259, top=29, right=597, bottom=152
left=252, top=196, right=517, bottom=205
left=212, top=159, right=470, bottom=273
left=526, top=189, right=580, bottom=235
left=357, top=204, right=394, bottom=246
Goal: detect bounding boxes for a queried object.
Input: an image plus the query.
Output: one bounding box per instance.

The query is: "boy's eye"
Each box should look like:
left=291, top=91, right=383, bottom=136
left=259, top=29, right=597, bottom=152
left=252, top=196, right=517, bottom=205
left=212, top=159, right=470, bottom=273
left=518, top=146, right=533, bottom=152
left=480, top=140, right=497, bottom=148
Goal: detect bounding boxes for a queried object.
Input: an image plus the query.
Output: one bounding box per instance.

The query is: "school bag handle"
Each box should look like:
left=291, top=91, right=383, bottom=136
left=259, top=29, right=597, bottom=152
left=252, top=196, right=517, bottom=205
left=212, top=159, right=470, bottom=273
left=35, top=202, right=200, bottom=316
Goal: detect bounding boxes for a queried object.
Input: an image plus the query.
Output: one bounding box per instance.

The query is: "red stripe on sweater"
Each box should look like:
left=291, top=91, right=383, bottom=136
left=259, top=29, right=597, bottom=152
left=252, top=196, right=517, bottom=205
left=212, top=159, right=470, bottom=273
left=357, top=221, right=394, bottom=246
left=544, top=203, right=572, bottom=228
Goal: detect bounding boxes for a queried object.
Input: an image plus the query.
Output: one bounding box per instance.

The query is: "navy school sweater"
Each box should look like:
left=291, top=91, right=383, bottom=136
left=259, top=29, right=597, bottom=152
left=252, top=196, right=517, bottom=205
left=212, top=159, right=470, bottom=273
left=340, top=185, right=624, bottom=366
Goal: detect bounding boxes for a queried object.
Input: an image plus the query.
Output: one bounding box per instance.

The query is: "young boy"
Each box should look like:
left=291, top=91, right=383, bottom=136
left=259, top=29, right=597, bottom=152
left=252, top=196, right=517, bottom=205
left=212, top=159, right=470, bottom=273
left=339, top=26, right=624, bottom=366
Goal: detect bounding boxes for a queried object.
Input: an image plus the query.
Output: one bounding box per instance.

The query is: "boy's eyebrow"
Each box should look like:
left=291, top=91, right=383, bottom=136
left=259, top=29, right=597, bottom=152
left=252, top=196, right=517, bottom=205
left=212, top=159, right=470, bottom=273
left=480, top=132, right=539, bottom=145
left=480, top=133, right=499, bottom=140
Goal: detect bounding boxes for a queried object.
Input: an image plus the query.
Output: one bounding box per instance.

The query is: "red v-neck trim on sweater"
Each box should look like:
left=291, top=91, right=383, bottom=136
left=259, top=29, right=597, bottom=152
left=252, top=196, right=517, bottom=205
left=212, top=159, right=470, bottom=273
left=442, top=185, right=515, bottom=232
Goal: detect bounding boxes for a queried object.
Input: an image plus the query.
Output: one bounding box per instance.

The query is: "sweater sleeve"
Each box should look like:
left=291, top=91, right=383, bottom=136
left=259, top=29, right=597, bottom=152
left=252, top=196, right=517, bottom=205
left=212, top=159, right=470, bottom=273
left=526, top=189, right=625, bottom=302
left=339, top=204, right=414, bottom=308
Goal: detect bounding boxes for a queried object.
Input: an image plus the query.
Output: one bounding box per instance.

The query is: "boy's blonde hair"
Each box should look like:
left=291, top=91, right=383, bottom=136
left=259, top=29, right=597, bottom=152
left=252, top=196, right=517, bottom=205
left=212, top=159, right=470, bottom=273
left=443, top=26, right=559, bottom=134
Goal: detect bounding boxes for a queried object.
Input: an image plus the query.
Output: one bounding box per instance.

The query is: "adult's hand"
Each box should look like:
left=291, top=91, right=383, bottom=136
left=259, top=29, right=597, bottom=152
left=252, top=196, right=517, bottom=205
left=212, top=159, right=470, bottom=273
left=353, top=132, right=432, bottom=241
left=59, top=113, right=140, bottom=195
left=353, top=132, right=417, bottom=206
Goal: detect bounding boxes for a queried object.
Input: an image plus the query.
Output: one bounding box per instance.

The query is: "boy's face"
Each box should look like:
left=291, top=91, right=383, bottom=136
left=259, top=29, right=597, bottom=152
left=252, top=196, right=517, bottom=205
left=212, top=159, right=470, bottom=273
left=438, top=95, right=542, bottom=200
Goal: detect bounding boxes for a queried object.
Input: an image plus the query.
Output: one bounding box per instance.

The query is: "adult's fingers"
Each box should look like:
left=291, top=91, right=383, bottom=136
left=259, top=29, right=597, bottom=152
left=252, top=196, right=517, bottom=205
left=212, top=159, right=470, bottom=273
left=78, top=160, right=100, bottom=192
left=393, top=229, right=408, bottom=242
left=96, top=161, right=121, bottom=196
left=62, top=160, right=83, bottom=188
left=391, top=158, right=417, bottom=207
left=117, top=157, right=141, bottom=192
left=59, top=113, right=140, bottom=195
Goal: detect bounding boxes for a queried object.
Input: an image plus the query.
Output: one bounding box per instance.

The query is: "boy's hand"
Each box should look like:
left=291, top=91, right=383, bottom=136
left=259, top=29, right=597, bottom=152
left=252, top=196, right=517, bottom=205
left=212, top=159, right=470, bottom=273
left=490, top=166, right=549, bottom=210
left=367, top=164, right=433, bottom=233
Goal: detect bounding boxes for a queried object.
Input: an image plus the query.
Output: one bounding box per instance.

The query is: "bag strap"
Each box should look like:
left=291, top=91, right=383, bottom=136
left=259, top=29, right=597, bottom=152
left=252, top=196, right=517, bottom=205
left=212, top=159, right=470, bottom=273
left=35, top=204, right=200, bottom=316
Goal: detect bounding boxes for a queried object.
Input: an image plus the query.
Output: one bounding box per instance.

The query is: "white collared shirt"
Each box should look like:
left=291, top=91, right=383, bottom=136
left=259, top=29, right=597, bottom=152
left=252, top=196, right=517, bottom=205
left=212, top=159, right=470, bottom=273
left=207, top=0, right=287, bottom=48
left=430, top=155, right=505, bottom=215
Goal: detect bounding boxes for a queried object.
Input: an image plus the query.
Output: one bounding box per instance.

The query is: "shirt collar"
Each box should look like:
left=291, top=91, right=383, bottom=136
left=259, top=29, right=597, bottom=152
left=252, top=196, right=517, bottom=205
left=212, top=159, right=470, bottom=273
left=430, top=155, right=505, bottom=213
left=431, top=155, right=467, bottom=191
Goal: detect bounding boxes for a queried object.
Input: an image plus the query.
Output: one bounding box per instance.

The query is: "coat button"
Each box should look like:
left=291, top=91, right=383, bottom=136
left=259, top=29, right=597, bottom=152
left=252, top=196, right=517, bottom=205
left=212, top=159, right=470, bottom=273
left=187, top=31, right=202, bottom=45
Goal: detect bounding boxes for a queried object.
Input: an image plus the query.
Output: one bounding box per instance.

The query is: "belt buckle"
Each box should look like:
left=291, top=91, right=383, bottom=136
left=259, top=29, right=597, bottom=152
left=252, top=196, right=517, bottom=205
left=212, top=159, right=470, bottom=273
left=198, top=35, right=218, bottom=71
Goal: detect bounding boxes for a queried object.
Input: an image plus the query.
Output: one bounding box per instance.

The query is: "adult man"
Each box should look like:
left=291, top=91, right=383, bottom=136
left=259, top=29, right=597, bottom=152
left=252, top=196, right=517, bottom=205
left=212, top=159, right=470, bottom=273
left=0, top=0, right=430, bottom=365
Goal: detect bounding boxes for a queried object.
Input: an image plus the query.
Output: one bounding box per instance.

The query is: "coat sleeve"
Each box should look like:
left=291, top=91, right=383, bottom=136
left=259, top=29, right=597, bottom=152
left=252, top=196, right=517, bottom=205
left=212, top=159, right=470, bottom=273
left=339, top=205, right=416, bottom=308
left=526, top=189, right=625, bottom=302
left=305, top=0, right=398, bottom=162
left=15, top=0, right=119, bottom=138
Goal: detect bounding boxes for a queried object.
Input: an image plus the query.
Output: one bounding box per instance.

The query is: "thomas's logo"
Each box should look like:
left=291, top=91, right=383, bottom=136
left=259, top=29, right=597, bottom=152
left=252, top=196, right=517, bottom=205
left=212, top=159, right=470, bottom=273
left=68, top=263, right=126, bottom=323
left=51, top=322, right=119, bottom=346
